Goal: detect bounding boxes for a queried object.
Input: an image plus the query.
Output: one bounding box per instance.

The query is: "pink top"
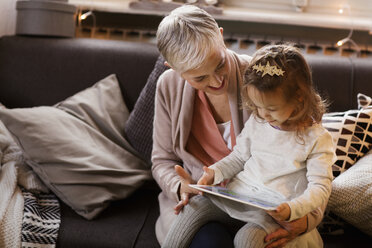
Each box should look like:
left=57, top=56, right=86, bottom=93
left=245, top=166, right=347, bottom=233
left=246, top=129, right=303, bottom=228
left=186, top=90, right=236, bottom=166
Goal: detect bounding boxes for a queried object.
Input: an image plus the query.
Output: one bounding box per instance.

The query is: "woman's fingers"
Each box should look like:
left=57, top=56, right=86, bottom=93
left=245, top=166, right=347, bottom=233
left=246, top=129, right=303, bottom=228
left=264, top=228, right=290, bottom=248
left=174, top=201, right=184, bottom=215
left=265, top=227, right=288, bottom=243
left=175, top=165, right=193, bottom=182
left=173, top=192, right=190, bottom=215
left=265, top=237, right=288, bottom=248
left=181, top=192, right=189, bottom=205
left=174, top=165, right=198, bottom=195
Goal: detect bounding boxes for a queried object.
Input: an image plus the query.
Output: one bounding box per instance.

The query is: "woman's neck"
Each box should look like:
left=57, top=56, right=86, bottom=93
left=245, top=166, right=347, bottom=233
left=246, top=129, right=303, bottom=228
left=204, top=92, right=231, bottom=124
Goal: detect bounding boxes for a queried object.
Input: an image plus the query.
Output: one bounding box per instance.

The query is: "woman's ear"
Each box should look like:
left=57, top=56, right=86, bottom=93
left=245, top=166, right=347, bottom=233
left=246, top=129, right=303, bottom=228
left=164, top=61, right=172, bottom=68
left=219, top=27, right=224, bottom=36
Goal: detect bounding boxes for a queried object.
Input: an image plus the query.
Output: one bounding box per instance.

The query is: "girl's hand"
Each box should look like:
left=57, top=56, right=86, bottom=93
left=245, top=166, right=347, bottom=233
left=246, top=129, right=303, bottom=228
left=197, top=166, right=215, bottom=185
left=264, top=215, right=308, bottom=248
left=266, top=203, right=290, bottom=222
left=173, top=165, right=199, bottom=215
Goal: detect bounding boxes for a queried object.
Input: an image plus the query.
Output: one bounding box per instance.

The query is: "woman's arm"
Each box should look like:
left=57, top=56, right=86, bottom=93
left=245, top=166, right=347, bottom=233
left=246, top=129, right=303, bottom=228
left=151, top=73, right=183, bottom=203
left=151, top=72, right=199, bottom=205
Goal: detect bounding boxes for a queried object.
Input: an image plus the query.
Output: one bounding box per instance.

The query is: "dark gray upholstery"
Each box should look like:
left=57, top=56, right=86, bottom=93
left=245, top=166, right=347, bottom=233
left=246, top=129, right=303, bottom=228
left=0, top=36, right=159, bottom=111
left=124, top=55, right=167, bottom=164
left=0, top=36, right=371, bottom=247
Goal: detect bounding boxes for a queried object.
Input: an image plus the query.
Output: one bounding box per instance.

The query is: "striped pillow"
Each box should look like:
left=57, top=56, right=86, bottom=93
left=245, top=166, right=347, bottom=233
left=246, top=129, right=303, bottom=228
left=322, top=93, right=372, bottom=177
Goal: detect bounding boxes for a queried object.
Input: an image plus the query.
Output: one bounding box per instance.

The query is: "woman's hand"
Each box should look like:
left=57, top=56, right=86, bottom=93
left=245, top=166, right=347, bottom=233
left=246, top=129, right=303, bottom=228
left=264, top=215, right=308, bottom=248
left=173, top=165, right=199, bottom=215
left=197, top=166, right=215, bottom=185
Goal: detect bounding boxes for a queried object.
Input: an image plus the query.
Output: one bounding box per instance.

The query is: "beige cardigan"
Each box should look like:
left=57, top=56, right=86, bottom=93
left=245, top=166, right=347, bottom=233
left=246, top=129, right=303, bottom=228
left=151, top=50, right=324, bottom=244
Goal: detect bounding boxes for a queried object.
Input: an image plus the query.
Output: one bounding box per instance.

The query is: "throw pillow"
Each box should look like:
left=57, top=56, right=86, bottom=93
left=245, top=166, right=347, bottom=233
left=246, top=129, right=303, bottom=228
left=0, top=74, right=152, bottom=220
left=328, top=149, right=372, bottom=236
left=124, top=55, right=168, bottom=165
left=322, top=95, right=372, bottom=177
left=0, top=103, right=49, bottom=193
left=358, top=93, right=372, bottom=109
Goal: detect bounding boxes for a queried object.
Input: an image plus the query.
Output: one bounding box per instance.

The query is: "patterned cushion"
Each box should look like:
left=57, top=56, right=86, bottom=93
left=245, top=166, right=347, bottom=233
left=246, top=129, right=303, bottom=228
left=358, top=93, right=372, bottom=109
left=124, top=55, right=168, bottom=165
left=328, top=149, right=372, bottom=236
left=320, top=93, right=372, bottom=236
left=322, top=94, right=372, bottom=177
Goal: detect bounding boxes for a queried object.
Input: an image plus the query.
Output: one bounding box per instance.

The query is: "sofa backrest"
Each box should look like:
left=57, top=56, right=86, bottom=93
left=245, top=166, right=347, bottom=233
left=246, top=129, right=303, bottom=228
left=0, top=35, right=371, bottom=112
left=305, top=55, right=372, bottom=112
left=0, top=36, right=159, bottom=111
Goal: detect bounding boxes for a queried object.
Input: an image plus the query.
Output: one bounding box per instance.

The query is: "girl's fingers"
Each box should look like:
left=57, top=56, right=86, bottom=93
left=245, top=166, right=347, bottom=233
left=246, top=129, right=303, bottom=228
left=276, top=203, right=285, bottom=212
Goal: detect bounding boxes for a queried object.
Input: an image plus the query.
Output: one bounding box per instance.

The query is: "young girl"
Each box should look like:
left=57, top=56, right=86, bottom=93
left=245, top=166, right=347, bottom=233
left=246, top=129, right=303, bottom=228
left=162, top=44, right=336, bottom=248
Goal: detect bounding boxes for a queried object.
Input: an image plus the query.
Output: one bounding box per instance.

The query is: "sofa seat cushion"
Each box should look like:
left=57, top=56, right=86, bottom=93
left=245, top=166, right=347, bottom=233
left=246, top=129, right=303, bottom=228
left=57, top=187, right=160, bottom=248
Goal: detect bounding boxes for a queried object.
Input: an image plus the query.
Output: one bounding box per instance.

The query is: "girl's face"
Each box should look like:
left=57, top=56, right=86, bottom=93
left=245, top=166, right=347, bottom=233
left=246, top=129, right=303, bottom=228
left=180, top=45, right=232, bottom=96
left=247, top=85, right=296, bottom=129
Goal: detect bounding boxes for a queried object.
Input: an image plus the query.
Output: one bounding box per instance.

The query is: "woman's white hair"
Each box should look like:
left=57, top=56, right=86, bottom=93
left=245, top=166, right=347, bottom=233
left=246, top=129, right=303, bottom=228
left=156, top=5, right=224, bottom=73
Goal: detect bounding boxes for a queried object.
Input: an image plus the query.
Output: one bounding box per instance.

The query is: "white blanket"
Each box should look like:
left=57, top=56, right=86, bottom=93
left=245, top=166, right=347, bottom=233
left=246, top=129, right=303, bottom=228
left=0, top=123, right=24, bottom=247
left=0, top=120, right=54, bottom=248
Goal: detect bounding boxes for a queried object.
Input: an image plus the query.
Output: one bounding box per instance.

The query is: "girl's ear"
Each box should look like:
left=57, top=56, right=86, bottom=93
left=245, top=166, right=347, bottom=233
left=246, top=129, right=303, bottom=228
left=295, top=89, right=304, bottom=102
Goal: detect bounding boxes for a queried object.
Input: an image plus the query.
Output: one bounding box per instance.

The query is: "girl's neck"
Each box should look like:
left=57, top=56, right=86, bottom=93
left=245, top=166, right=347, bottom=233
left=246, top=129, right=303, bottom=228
left=275, top=122, right=296, bottom=131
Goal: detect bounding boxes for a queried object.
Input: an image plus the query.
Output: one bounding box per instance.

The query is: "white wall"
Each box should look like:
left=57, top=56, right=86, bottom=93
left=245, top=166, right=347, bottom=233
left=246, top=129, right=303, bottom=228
left=71, top=0, right=372, bottom=17
left=0, top=0, right=17, bottom=37
left=221, top=0, right=372, bottom=17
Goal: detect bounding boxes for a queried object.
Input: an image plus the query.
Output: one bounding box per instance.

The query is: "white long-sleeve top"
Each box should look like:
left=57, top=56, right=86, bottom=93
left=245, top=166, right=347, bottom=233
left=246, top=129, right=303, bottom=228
left=211, top=116, right=336, bottom=222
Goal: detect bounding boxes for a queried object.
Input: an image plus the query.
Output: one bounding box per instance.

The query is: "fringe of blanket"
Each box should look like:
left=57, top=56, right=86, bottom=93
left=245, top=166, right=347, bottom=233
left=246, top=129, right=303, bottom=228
left=21, top=189, right=60, bottom=248
left=0, top=164, right=61, bottom=248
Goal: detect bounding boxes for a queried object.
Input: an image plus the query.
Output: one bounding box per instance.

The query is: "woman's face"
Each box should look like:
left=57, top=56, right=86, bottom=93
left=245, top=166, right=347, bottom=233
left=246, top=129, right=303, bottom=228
left=181, top=45, right=231, bottom=95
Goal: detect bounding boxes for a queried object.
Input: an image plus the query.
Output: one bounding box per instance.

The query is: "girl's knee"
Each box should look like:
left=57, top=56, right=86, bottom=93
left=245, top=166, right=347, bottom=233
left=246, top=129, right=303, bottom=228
left=234, top=223, right=267, bottom=248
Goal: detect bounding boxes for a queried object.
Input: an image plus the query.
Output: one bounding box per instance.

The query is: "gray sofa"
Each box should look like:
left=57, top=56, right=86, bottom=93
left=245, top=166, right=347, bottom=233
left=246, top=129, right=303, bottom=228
left=0, top=35, right=371, bottom=247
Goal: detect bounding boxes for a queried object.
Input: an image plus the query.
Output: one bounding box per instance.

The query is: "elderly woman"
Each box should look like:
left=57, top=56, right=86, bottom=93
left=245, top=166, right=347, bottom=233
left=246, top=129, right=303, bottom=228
left=152, top=5, right=324, bottom=248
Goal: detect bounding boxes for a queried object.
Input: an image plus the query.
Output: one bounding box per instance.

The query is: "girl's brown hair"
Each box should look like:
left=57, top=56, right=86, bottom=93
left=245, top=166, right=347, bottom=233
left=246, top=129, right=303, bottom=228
left=242, top=44, right=327, bottom=141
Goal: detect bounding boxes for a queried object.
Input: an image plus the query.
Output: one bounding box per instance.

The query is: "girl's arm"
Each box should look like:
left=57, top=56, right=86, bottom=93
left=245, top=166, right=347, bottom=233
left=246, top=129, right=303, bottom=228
left=209, top=119, right=253, bottom=184
left=286, top=130, right=335, bottom=222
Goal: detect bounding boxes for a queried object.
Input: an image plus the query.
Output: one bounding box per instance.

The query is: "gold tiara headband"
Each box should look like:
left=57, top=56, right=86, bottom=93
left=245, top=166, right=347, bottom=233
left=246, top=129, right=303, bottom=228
left=253, top=61, right=285, bottom=77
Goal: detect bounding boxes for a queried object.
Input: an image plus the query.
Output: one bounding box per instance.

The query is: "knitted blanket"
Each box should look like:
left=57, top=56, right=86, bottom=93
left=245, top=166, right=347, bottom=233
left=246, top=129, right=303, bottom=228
left=21, top=189, right=60, bottom=248
left=0, top=121, right=60, bottom=247
left=0, top=162, right=23, bottom=247
left=0, top=129, right=24, bottom=247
